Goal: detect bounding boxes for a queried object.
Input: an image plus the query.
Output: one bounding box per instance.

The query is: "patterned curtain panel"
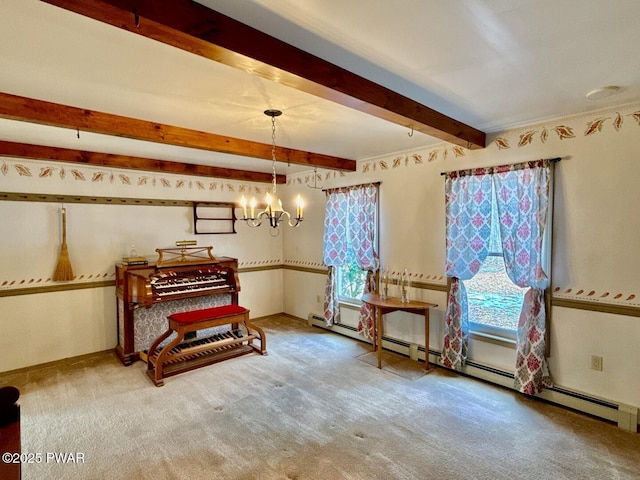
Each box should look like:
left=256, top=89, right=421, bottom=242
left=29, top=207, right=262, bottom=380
left=441, top=169, right=493, bottom=370
left=444, top=170, right=494, bottom=279
left=493, top=160, right=552, bottom=394
left=323, top=189, right=349, bottom=267
left=514, top=288, right=552, bottom=394
left=350, top=185, right=380, bottom=338
left=441, top=278, right=469, bottom=370
left=323, top=189, right=349, bottom=325
left=323, top=267, right=340, bottom=326
left=349, top=185, right=379, bottom=271
left=493, top=160, right=549, bottom=288
left=357, top=271, right=377, bottom=339
left=322, top=184, right=379, bottom=327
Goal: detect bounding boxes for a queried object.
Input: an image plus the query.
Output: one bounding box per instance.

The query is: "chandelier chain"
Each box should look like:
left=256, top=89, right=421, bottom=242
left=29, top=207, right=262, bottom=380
left=271, top=115, right=277, bottom=194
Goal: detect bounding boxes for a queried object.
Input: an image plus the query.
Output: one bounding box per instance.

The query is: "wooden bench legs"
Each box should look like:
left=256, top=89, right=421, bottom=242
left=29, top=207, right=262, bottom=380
left=146, top=309, right=266, bottom=387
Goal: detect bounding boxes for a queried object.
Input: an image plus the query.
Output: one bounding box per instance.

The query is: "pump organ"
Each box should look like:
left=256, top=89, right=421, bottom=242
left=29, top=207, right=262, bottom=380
left=115, top=247, right=240, bottom=366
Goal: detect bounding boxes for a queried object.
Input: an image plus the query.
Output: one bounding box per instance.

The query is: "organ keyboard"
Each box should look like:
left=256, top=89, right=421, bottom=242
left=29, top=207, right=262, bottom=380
left=130, top=264, right=238, bottom=307
left=115, top=246, right=240, bottom=366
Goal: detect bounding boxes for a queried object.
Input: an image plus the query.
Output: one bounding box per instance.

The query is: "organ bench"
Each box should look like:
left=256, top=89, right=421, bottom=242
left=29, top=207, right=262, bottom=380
left=146, top=304, right=267, bottom=386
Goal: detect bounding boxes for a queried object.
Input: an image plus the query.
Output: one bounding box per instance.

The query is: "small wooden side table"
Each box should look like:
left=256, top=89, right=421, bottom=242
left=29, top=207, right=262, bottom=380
left=362, top=293, right=438, bottom=371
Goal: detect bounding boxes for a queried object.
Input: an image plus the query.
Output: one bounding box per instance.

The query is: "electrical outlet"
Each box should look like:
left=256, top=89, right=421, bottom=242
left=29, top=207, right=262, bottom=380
left=590, top=355, right=603, bottom=371
left=316, top=294, right=321, bottom=304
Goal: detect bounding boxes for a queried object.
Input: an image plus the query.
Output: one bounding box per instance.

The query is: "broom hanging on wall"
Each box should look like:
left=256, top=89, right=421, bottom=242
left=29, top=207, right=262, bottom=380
left=53, top=206, right=74, bottom=281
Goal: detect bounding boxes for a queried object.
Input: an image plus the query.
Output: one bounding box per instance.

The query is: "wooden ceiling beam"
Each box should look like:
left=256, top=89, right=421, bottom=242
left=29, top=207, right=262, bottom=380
left=0, top=140, right=285, bottom=183
left=40, top=0, right=486, bottom=150
left=0, top=92, right=355, bottom=172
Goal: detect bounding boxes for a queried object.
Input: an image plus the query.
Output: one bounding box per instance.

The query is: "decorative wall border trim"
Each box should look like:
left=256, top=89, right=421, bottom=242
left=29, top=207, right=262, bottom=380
left=411, top=280, right=448, bottom=292
left=0, top=265, right=282, bottom=297
left=2, top=264, right=638, bottom=318
left=493, top=102, right=640, bottom=150
left=283, top=264, right=327, bottom=275
left=0, top=280, right=115, bottom=297
left=287, top=101, right=640, bottom=187
left=552, top=287, right=636, bottom=305
left=0, top=264, right=281, bottom=296
left=238, top=264, right=282, bottom=273
left=552, top=297, right=640, bottom=318
left=283, top=266, right=639, bottom=315
left=0, top=158, right=269, bottom=196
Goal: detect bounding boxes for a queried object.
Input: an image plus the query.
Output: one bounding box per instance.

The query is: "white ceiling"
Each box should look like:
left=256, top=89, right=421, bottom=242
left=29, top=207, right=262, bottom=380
left=1, top=0, right=639, bottom=177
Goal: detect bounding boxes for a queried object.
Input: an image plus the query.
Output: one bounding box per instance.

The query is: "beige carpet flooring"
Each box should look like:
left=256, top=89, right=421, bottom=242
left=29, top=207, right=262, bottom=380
left=1, top=315, right=639, bottom=480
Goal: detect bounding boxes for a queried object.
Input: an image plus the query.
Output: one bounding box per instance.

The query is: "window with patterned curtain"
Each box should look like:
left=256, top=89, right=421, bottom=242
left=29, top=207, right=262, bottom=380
left=323, top=183, right=379, bottom=338
left=442, top=159, right=555, bottom=395
left=462, top=187, right=529, bottom=341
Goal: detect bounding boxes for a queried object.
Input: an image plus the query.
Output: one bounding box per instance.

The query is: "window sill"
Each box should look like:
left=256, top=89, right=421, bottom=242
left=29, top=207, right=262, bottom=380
left=339, top=300, right=362, bottom=311
left=469, top=330, right=516, bottom=349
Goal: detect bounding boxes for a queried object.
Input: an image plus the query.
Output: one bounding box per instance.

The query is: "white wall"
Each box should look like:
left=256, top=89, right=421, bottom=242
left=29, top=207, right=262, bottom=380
left=283, top=101, right=640, bottom=409
left=0, top=159, right=285, bottom=372
left=0, top=288, right=116, bottom=370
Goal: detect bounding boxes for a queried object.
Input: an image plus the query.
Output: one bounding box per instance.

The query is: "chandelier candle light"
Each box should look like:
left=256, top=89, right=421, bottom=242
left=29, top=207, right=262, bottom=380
left=240, top=109, right=304, bottom=231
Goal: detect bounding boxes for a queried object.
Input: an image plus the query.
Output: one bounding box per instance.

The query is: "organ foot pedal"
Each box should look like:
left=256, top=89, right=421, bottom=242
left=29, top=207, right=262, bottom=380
left=146, top=305, right=267, bottom=386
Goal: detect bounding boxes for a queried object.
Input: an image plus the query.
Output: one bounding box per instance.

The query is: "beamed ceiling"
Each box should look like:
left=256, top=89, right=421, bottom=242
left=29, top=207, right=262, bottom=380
left=1, top=0, right=639, bottom=181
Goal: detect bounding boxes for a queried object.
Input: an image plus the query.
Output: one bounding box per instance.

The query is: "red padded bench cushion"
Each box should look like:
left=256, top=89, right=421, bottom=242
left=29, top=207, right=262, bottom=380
left=169, top=305, right=248, bottom=324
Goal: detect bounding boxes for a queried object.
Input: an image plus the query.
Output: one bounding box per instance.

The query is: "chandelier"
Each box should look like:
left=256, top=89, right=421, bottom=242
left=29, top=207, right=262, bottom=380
left=240, top=109, right=304, bottom=231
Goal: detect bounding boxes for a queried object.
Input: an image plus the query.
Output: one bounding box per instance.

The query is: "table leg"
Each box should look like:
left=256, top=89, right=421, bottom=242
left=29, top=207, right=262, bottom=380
left=424, top=310, right=430, bottom=371
left=371, top=306, right=377, bottom=353
left=377, top=307, right=383, bottom=369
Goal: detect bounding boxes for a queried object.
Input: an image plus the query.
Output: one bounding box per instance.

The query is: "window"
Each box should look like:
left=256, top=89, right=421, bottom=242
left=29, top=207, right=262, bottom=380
left=337, top=249, right=369, bottom=302
left=323, top=183, right=379, bottom=322
left=442, top=159, right=554, bottom=392
left=462, top=204, right=527, bottom=339
left=461, top=177, right=550, bottom=341
left=465, top=255, right=528, bottom=338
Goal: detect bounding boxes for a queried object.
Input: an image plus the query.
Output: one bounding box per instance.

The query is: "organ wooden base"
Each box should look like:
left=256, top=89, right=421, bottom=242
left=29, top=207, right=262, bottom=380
left=146, top=305, right=267, bottom=386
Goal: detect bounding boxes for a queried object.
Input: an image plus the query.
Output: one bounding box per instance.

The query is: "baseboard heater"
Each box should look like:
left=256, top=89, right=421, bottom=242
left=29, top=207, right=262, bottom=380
left=306, top=313, right=638, bottom=432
